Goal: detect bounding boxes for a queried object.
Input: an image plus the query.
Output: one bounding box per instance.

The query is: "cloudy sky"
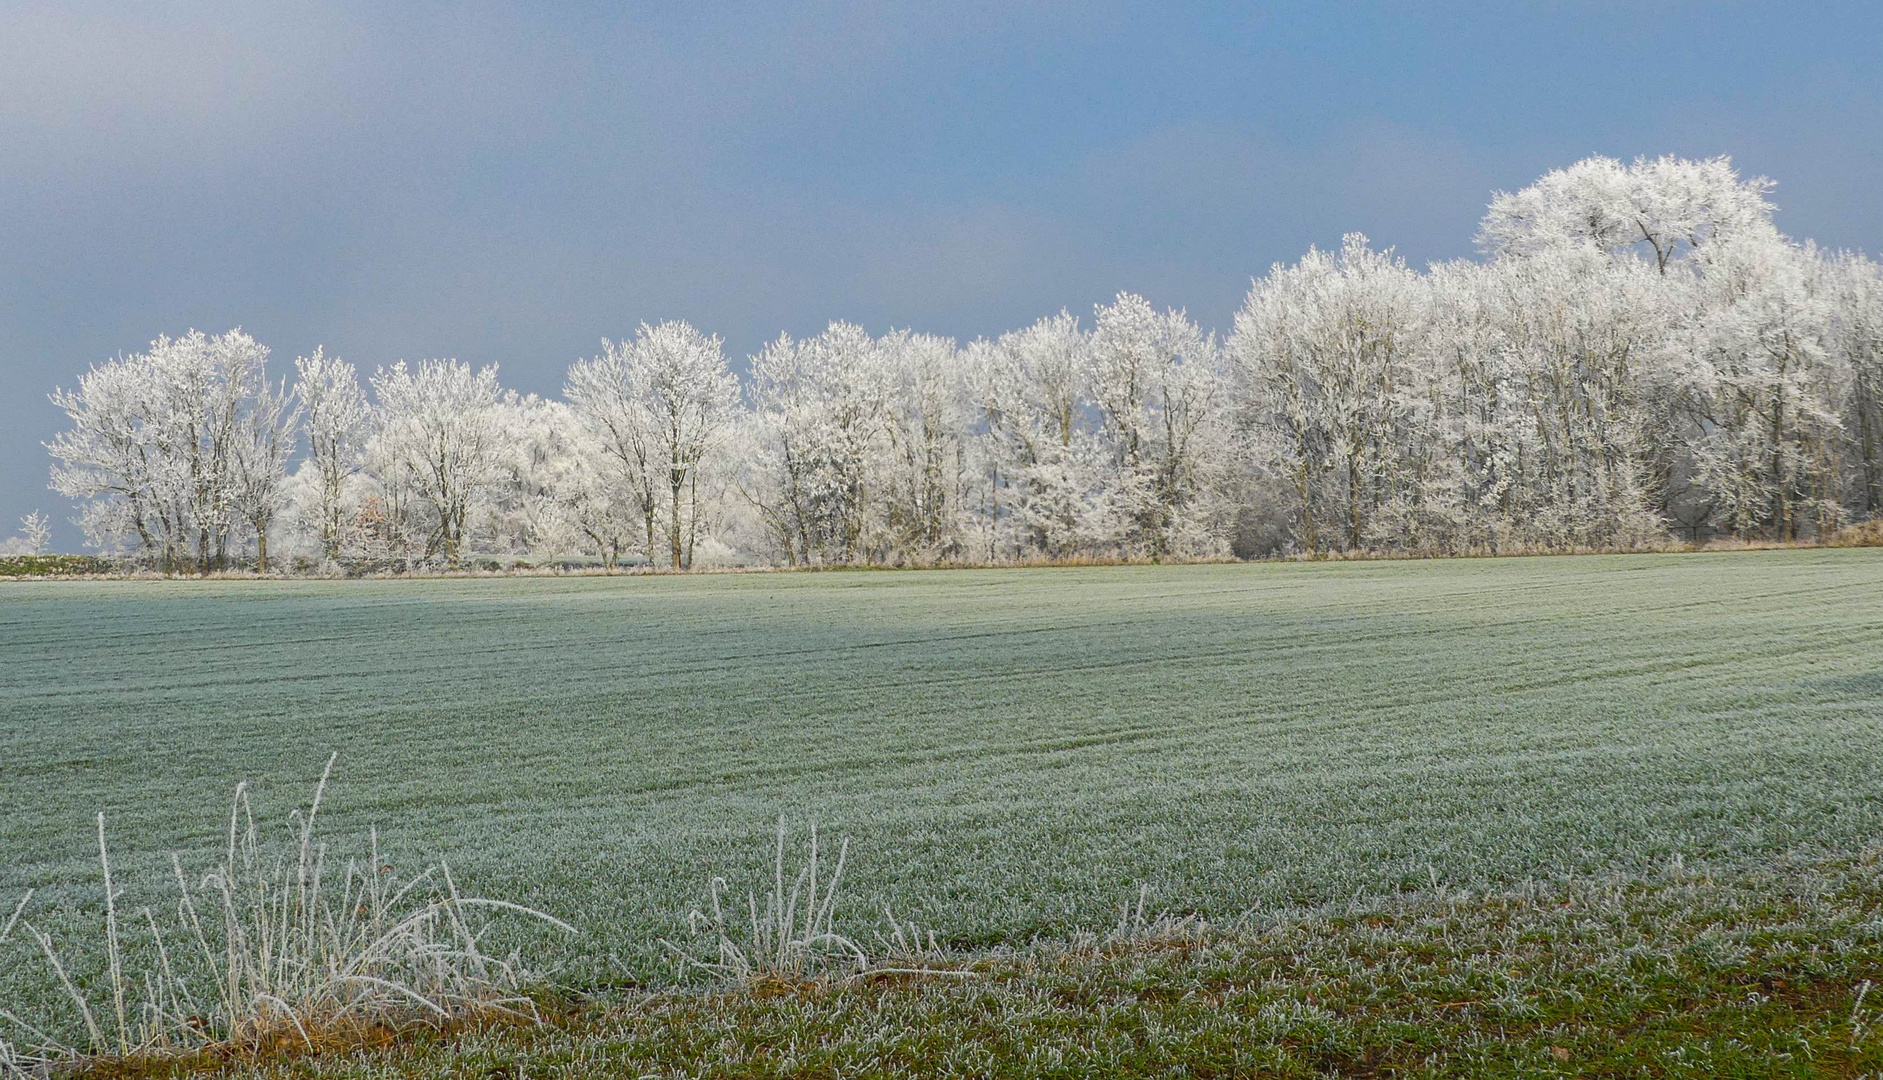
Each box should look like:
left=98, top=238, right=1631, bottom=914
left=5, top=1, right=1882, bottom=546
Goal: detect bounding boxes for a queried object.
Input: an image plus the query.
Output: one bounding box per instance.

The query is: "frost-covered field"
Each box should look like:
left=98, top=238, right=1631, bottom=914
left=3, top=550, right=1882, bottom=998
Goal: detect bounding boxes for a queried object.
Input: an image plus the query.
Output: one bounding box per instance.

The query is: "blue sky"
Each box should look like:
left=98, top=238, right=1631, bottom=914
left=4, top=1, right=1882, bottom=547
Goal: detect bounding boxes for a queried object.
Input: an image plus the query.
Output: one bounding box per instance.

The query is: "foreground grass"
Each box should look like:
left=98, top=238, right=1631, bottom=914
left=126, top=852, right=1883, bottom=1079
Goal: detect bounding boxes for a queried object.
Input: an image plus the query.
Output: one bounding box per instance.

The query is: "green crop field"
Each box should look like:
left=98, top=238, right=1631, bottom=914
left=4, top=550, right=1883, bottom=1071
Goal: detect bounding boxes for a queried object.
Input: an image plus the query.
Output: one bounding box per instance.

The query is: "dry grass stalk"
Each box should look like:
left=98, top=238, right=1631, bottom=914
left=0, top=893, right=38, bottom=1078
left=668, top=820, right=981, bottom=987
left=1090, top=884, right=1206, bottom=950
left=671, top=817, right=867, bottom=984
left=0, top=756, right=573, bottom=1073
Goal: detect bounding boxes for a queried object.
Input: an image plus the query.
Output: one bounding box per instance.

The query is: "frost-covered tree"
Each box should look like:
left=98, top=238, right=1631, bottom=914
left=1480, top=155, right=1778, bottom=273
left=1823, top=251, right=1883, bottom=517
left=567, top=338, right=662, bottom=563
left=1418, top=249, right=1670, bottom=550
left=1470, top=154, right=1856, bottom=544
left=877, top=330, right=973, bottom=562
left=0, top=512, right=52, bottom=556
left=1087, top=293, right=1224, bottom=558
left=476, top=393, right=578, bottom=561
left=744, top=322, right=891, bottom=565
left=47, top=329, right=278, bottom=572
left=637, top=323, right=741, bottom=569
left=1680, top=234, right=1841, bottom=539
left=566, top=322, right=740, bottom=568
left=543, top=423, right=637, bottom=568
left=1228, top=238, right=1423, bottom=553
left=292, top=348, right=368, bottom=562
left=368, top=360, right=503, bottom=568
left=228, top=374, right=299, bottom=572
left=967, top=312, right=1097, bottom=560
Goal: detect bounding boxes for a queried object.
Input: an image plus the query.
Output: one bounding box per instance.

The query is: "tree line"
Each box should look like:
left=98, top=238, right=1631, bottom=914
left=41, top=155, right=1883, bottom=572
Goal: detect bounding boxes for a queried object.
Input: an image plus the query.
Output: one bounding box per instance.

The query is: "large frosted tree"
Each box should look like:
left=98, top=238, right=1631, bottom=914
left=744, top=322, right=891, bottom=565
left=1227, top=237, right=1423, bottom=553
left=1680, top=233, right=1841, bottom=539
left=48, top=329, right=282, bottom=572
left=1418, top=249, right=1669, bottom=550
left=228, top=373, right=299, bottom=572
left=877, top=330, right=973, bottom=562
left=1479, top=154, right=1778, bottom=274
left=1087, top=293, right=1224, bottom=558
left=292, top=348, right=368, bottom=562
left=967, top=312, right=1096, bottom=560
left=566, top=321, right=741, bottom=568
left=368, top=359, right=504, bottom=568
left=1823, top=251, right=1883, bottom=518
left=636, top=323, right=742, bottom=569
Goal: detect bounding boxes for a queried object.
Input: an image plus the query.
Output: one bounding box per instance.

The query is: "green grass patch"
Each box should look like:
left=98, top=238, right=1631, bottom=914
left=157, top=852, right=1883, bottom=1078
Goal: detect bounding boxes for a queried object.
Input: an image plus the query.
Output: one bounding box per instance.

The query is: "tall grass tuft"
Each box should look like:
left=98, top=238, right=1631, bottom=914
left=1, top=892, right=36, bottom=1077
left=1, top=755, right=573, bottom=1071
left=1084, top=884, right=1206, bottom=951
left=668, top=819, right=978, bottom=987
left=671, top=817, right=867, bottom=983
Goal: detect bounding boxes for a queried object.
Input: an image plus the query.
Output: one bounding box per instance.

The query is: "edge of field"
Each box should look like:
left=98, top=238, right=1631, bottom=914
left=6, top=525, right=1882, bottom=582
left=89, top=850, right=1883, bottom=1079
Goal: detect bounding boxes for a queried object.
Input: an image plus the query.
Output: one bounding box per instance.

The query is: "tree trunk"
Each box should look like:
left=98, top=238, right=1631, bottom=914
left=1771, top=369, right=1789, bottom=540
left=669, top=475, right=684, bottom=570
left=1859, top=374, right=1881, bottom=516
left=1347, top=451, right=1364, bottom=551
left=684, top=469, right=700, bottom=570
left=1294, top=463, right=1316, bottom=554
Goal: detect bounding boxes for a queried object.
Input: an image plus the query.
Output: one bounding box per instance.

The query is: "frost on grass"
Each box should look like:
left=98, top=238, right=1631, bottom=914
left=668, top=817, right=865, bottom=984
left=0, top=755, right=573, bottom=1073
left=666, top=817, right=974, bottom=986
left=207, top=852, right=1883, bottom=1080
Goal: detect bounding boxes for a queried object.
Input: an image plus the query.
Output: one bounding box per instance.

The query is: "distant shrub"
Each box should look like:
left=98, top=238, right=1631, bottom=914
left=0, top=555, right=113, bottom=578
left=1825, top=519, right=1883, bottom=547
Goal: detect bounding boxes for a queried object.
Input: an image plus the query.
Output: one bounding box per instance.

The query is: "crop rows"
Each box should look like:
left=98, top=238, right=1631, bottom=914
left=3, top=551, right=1882, bottom=1017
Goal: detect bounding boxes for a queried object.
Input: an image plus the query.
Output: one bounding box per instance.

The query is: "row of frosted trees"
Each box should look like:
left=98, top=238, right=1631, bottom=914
left=45, top=156, right=1883, bottom=571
